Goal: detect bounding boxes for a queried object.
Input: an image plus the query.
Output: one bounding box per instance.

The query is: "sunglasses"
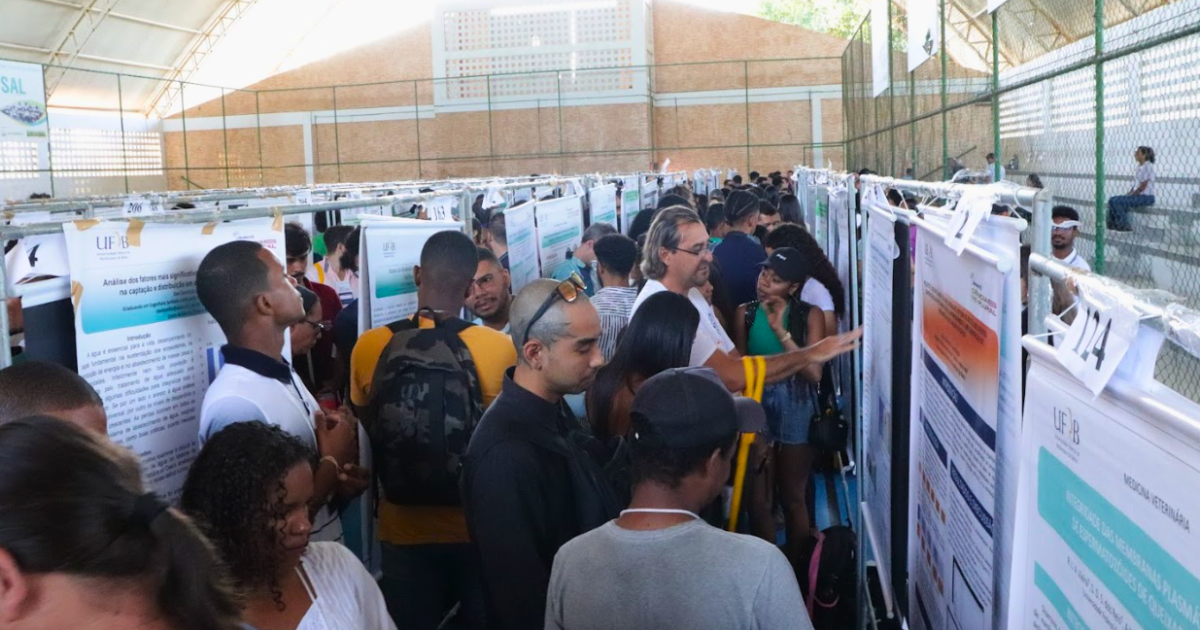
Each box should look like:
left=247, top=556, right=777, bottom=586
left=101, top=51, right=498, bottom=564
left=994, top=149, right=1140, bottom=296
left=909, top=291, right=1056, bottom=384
left=522, top=272, right=586, bottom=347
left=1052, top=220, right=1082, bottom=231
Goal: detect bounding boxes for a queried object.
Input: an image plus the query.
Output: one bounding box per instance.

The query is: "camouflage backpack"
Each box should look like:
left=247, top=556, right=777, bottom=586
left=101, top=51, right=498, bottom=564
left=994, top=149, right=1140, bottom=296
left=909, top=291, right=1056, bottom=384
left=366, top=308, right=485, bottom=507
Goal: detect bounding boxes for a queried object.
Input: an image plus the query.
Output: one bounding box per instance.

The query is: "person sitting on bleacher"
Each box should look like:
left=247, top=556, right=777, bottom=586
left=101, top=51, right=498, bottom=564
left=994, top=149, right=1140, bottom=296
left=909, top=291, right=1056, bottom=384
left=1107, top=145, right=1156, bottom=232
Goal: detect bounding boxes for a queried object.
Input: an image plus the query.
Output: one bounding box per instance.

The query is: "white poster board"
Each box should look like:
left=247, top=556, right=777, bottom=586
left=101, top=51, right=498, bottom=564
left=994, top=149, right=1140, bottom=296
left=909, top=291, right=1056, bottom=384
left=908, top=215, right=1022, bottom=630
left=908, top=0, right=941, bottom=72
left=589, top=183, right=618, bottom=230
left=535, top=194, right=584, bottom=278
left=65, top=218, right=281, bottom=500
left=863, top=200, right=899, bottom=607
left=0, top=59, right=48, bottom=193
left=641, top=176, right=659, bottom=211
left=505, top=201, right=540, bottom=293
left=621, top=177, right=641, bottom=235
left=426, top=195, right=458, bottom=222
left=358, top=216, right=463, bottom=331
left=872, top=0, right=891, bottom=96
left=1009, top=341, right=1200, bottom=630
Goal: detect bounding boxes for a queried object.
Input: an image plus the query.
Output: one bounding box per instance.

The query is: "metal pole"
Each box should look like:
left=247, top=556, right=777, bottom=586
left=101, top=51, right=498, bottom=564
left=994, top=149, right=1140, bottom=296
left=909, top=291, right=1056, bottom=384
left=557, top=72, right=565, bottom=174
left=744, top=60, right=751, bottom=175
left=992, top=11, right=1001, bottom=183
left=180, top=81, right=191, bottom=190
left=332, top=86, right=342, bottom=183
left=414, top=81, right=423, bottom=179
left=1094, top=0, right=1106, bottom=274
left=910, top=64, right=917, bottom=178
left=117, top=73, right=129, bottom=193
left=221, top=87, right=230, bottom=188
left=486, top=75, right=494, bottom=174
left=940, top=0, right=949, bottom=179
left=256, top=91, right=264, bottom=187
left=888, top=0, right=895, bottom=177
left=42, top=64, right=56, bottom=197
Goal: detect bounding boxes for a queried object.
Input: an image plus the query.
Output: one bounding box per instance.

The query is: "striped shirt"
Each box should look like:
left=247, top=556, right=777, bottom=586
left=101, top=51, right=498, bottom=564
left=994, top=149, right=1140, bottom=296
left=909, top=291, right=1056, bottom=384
left=591, top=286, right=639, bottom=361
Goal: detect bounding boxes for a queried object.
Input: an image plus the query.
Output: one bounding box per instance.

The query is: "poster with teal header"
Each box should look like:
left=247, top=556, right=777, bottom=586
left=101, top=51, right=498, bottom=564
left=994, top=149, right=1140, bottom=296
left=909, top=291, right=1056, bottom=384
left=1010, top=344, right=1200, bottom=630
left=535, top=194, right=584, bottom=277
left=589, top=183, right=617, bottom=230
left=359, top=216, right=462, bottom=330
left=0, top=59, right=48, bottom=140
left=65, top=218, right=281, bottom=500
left=621, top=177, right=640, bottom=235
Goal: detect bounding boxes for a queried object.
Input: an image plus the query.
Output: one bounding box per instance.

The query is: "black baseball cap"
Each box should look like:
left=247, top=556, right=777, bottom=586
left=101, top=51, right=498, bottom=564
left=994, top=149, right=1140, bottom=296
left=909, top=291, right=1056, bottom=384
left=631, top=368, right=767, bottom=449
left=757, top=247, right=807, bottom=283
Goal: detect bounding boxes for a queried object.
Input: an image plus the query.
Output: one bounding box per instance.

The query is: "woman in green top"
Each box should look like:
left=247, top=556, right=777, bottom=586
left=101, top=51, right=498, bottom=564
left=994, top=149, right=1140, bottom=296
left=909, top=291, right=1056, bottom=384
left=732, top=246, right=827, bottom=557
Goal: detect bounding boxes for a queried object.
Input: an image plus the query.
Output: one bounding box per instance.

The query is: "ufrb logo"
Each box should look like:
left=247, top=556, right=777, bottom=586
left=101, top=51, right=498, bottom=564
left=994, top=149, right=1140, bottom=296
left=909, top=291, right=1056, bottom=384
left=1053, top=407, right=1081, bottom=445
left=95, top=235, right=130, bottom=250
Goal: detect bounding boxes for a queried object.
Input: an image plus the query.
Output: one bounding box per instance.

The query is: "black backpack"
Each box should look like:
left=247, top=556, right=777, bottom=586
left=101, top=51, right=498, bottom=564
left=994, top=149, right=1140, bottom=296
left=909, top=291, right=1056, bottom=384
left=799, top=525, right=858, bottom=630
left=366, top=309, right=485, bottom=506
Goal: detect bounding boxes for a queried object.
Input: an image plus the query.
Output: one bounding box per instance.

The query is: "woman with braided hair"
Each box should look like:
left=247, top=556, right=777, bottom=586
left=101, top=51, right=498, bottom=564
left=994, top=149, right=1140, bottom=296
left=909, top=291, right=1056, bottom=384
left=182, top=421, right=395, bottom=630
left=0, top=416, right=240, bottom=630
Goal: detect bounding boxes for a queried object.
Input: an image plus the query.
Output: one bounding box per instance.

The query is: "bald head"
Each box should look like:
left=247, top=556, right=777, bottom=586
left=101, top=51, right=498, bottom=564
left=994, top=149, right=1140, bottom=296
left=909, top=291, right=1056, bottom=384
left=511, top=279, right=590, bottom=360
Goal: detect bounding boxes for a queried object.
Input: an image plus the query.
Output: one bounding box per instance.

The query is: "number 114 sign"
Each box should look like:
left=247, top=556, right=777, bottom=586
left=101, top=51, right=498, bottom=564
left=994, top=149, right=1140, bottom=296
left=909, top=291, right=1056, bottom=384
left=1056, top=292, right=1140, bottom=395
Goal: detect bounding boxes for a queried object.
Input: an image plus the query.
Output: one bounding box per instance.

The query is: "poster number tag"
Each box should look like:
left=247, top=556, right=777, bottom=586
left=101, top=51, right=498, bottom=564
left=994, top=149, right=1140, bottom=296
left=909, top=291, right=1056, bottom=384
left=122, top=196, right=161, bottom=217
left=1056, top=299, right=1139, bottom=395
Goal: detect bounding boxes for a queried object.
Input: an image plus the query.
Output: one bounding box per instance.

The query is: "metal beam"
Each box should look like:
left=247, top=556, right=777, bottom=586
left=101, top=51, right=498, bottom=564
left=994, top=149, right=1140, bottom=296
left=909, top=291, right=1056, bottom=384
left=0, top=40, right=172, bottom=71
left=143, top=0, right=259, bottom=118
left=27, top=0, right=201, bottom=34
left=43, top=0, right=122, bottom=96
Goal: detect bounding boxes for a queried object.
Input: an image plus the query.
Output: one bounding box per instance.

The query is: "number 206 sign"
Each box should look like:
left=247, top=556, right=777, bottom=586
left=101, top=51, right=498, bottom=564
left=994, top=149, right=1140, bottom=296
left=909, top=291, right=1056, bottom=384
left=1055, top=295, right=1140, bottom=395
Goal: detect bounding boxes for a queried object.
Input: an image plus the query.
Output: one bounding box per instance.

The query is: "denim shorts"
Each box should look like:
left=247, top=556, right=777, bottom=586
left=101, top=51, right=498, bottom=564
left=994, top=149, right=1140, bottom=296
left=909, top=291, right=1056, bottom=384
left=761, top=378, right=815, bottom=445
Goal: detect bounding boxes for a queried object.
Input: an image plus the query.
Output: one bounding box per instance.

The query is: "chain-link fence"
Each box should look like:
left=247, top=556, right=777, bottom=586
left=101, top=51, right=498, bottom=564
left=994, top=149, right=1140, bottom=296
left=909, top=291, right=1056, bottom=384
left=842, top=0, right=1200, bottom=398
left=0, top=56, right=847, bottom=199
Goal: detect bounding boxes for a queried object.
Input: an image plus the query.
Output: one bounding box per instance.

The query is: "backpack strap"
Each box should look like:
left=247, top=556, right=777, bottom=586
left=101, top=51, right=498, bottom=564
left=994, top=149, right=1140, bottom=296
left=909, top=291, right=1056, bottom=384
left=806, top=530, right=827, bottom=618
left=743, top=301, right=759, bottom=333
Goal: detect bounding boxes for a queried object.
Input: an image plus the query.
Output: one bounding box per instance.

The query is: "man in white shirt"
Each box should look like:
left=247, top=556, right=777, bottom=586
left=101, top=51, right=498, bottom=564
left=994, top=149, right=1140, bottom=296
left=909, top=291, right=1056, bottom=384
left=629, top=206, right=860, bottom=393
left=986, top=152, right=1006, bottom=183
left=1051, top=205, right=1091, bottom=272
left=195, top=240, right=368, bottom=544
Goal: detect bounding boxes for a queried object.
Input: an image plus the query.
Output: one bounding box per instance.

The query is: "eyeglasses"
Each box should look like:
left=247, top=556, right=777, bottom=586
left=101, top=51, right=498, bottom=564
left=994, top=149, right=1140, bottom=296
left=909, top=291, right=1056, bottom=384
left=666, top=244, right=711, bottom=257
left=302, top=319, right=329, bottom=333
left=472, top=273, right=498, bottom=290
left=522, top=272, right=586, bottom=347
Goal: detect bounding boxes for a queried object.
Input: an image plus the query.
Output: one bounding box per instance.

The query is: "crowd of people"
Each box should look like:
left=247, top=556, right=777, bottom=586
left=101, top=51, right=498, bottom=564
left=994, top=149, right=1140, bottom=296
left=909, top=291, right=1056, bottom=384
left=0, top=171, right=863, bottom=630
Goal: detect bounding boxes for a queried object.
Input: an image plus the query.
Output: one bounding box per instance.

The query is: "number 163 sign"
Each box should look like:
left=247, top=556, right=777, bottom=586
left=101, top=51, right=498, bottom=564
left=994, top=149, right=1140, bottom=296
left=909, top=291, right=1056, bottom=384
left=1056, top=291, right=1140, bottom=395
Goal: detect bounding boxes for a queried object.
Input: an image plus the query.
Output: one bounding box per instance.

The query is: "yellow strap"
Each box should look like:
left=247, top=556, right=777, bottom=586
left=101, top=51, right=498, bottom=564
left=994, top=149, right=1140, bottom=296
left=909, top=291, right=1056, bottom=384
left=754, top=355, right=766, bottom=402
left=742, top=356, right=755, bottom=399
left=727, top=432, right=756, bottom=532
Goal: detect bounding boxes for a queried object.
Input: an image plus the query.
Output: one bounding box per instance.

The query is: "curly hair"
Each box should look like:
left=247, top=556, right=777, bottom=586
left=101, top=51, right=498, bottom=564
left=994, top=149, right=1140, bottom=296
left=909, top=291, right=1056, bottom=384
left=763, top=222, right=846, bottom=316
left=181, top=422, right=317, bottom=609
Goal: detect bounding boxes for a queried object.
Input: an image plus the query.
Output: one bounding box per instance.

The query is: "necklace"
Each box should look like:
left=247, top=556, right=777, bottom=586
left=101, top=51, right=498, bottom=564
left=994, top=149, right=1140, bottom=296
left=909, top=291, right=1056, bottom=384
left=620, top=508, right=700, bottom=520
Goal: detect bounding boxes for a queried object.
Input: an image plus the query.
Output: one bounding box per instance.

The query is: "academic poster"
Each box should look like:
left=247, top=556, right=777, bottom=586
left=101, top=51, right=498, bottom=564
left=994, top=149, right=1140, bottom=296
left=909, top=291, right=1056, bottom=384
left=65, top=218, right=282, bottom=500
left=0, top=60, right=48, bottom=141
left=358, top=217, right=462, bottom=331
left=1010, top=346, right=1200, bottom=630
left=909, top=219, right=1005, bottom=630
left=641, top=176, right=658, bottom=211
left=505, top=201, right=539, bottom=293
left=590, top=184, right=618, bottom=230
left=535, top=194, right=584, bottom=277
left=863, top=200, right=899, bottom=609
left=621, top=177, right=641, bottom=235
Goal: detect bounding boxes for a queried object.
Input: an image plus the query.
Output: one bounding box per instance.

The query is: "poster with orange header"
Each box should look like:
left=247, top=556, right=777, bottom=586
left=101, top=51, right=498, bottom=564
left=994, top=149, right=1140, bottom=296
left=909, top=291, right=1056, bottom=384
left=908, top=215, right=1020, bottom=630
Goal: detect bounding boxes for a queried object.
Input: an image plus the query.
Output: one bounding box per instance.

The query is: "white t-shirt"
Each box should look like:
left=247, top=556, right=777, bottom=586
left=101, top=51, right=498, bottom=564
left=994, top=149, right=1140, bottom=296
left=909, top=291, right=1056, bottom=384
left=1135, top=162, right=1156, bottom=197
left=1061, top=248, right=1091, bottom=272
left=199, top=356, right=343, bottom=544
left=800, top=278, right=835, bottom=313
left=291, top=543, right=396, bottom=630
left=630, top=279, right=734, bottom=367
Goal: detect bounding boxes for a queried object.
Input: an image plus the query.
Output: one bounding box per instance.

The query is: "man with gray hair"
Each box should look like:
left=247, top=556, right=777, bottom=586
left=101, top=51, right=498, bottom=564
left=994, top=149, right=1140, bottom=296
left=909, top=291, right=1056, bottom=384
left=462, top=278, right=615, bottom=630
left=631, top=205, right=861, bottom=393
